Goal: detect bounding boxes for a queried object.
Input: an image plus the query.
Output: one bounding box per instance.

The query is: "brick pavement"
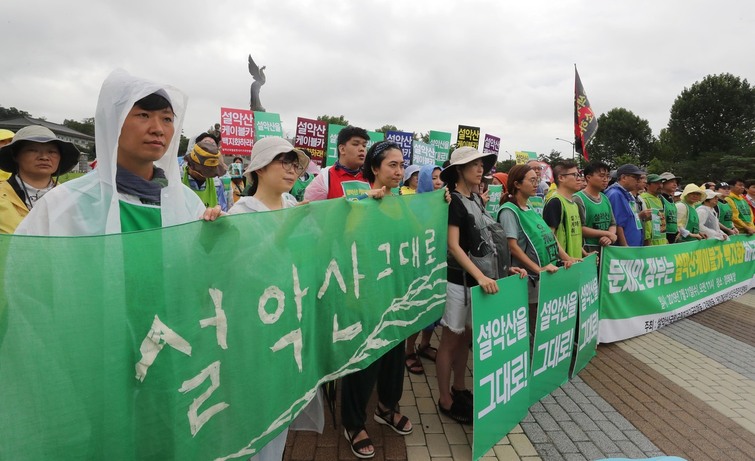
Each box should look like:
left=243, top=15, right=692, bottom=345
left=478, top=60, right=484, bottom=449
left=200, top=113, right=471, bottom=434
left=286, top=290, right=755, bottom=460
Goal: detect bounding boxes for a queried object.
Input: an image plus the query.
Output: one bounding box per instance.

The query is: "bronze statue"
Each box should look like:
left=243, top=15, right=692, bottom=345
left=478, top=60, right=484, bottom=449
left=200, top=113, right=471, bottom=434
left=248, top=54, right=266, bottom=112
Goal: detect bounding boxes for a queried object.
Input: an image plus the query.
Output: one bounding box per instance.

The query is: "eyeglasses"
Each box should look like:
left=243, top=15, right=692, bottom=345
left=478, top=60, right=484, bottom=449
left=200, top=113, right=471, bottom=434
left=525, top=177, right=539, bottom=185
left=276, top=158, right=305, bottom=174
left=560, top=172, right=584, bottom=179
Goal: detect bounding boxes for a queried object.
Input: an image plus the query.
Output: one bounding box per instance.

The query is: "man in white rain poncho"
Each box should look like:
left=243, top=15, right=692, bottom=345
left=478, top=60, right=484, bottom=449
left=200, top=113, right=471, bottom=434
left=15, top=69, right=221, bottom=236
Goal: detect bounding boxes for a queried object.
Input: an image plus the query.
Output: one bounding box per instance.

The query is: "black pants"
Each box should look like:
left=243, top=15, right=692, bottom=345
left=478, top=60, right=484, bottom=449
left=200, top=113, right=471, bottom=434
left=341, top=343, right=405, bottom=431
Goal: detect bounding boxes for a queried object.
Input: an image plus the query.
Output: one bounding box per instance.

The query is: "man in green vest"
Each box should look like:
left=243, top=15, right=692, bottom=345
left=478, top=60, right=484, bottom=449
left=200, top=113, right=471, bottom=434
left=715, top=182, right=739, bottom=236
left=659, top=171, right=682, bottom=243
left=573, top=161, right=617, bottom=254
left=543, top=160, right=584, bottom=258
left=725, top=178, right=755, bottom=235
left=638, top=174, right=667, bottom=246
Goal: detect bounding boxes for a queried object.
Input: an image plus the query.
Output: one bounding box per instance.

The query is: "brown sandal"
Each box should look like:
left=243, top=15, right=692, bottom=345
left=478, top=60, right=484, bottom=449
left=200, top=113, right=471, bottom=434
left=416, top=344, right=437, bottom=362
left=404, top=353, right=424, bottom=375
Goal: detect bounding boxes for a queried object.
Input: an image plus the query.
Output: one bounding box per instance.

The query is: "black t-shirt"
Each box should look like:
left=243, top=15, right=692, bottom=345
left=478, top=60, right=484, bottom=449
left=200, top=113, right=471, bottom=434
left=542, top=197, right=562, bottom=230
left=447, top=192, right=484, bottom=287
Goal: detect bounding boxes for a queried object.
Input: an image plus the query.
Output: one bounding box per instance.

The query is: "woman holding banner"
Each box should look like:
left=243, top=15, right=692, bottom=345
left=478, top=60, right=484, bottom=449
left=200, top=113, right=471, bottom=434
left=435, top=147, right=527, bottom=425
left=340, top=141, right=414, bottom=459
left=497, top=164, right=577, bottom=338
left=227, top=136, right=325, bottom=461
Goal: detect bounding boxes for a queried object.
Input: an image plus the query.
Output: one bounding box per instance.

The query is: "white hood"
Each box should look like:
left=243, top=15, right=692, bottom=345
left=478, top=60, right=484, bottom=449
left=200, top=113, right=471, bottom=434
left=15, top=69, right=205, bottom=236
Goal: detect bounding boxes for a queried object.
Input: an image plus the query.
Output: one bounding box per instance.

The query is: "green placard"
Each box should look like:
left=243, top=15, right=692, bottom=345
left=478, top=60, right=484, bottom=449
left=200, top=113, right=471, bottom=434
left=325, top=124, right=345, bottom=167
left=571, top=254, right=599, bottom=377
left=429, top=131, right=452, bottom=166
left=367, top=131, right=385, bottom=150
left=341, top=180, right=372, bottom=201
left=486, top=185, right=503, bottom=217
left=0, top=191, right=449, bottom=460
left=529, top=264, right=581, bottom=403
left=472, top=276, right=530, bottom=461
left=254, top=111, right=283, bottom=139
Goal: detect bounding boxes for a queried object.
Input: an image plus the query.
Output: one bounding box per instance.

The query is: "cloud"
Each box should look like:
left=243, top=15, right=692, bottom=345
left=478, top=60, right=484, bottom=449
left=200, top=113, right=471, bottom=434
left=1, top=0, right=753, bottom=160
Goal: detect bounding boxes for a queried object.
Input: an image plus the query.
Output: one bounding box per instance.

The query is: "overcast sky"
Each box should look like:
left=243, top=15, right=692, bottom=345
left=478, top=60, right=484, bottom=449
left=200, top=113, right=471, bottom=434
left=2, top=0, right=753, bottom=160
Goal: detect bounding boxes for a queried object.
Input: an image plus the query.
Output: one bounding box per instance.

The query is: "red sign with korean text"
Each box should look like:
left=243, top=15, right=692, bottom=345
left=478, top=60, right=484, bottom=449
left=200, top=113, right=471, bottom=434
left=294, top=117, right=328, bottom=167
left=220, top=107, right=255, bottom=156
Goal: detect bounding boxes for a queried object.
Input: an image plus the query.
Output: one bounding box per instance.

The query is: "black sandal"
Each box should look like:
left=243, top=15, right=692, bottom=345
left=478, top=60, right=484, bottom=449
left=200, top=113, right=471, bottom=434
left=374, top=406, right=413, bottom=435
left=404, top=353, right=424, bottom=375
left=343, top=427, right=375, bottom=459
left=438, top=398, right=473, bottom=425
left=452, top=387, right=473, bottom=407
left=416, top=344, right=437, bottom=362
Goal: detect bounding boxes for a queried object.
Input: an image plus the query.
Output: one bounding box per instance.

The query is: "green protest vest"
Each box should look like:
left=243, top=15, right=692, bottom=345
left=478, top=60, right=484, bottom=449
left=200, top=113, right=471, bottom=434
left=501, top=201, right=558, bottom=267
left=680, top=202, right=700, bottom=242
left=640, top=192, right=666, bottom=246
left=574, top=190, right=612, bottom=246
left=718, top=200, right=734, bottom=228
left=551, top=193, right=583, bottom=258
left=662, top=195, right=678, bottom=234
left=119, top=201, right=162, bottom=233
left=527, top=196, right=544, bottom=216
left=729, top=194, right=753, bottom=225
left=183, top=168, right=218, bottom=208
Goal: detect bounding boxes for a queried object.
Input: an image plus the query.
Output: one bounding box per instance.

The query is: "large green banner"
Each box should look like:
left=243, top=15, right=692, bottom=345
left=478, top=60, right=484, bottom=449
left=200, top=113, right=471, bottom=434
left=472, top=276, right=530, bottom=461
left=571, top=254, right=599, bottom=377
left=599, top=236, right=755, bottom=343
left=530, top=265, right=581, bottom=403
left=0, top=192, right=448, bottom=460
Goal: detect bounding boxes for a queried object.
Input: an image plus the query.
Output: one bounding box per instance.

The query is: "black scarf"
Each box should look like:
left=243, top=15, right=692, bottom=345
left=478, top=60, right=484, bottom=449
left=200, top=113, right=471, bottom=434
left=116, top=166, right=168, bottom=205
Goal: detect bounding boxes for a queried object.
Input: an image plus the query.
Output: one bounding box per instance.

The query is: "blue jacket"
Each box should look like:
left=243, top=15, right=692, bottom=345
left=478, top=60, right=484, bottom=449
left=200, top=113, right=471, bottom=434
left=417, top=165, right=440, bottom=193
left=605, top=183, right=642, bottom=246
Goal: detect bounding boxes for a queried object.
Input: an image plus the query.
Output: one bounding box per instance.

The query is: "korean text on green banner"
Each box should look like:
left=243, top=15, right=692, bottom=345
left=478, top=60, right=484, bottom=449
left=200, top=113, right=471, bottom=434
left=530, top=264, right=581, bottom=403
left=599, top=236, right=755, bottom=343
left=429, top=130, right=452, bottom=166
left=326, top=124, right=346, bottom=166
left=385, top=130, right=413, bottom=167
left=486, top=185, right=503, bottom=217
left=254, top=112, right=283, bottom=139
left=0, top=191, right=449, bottom=461
left=294, top=117, right=328, bottom=167
left=411, top=140, right=436, bottom=166
left=221, top=107, right=254, bottom=156
left=472, top=276, right=530, bottom=461
left=457, top=125, right=480, bottom=149
left=571, top=254, right=599, bottom=377
left=367, top=130, right=385, bottom=150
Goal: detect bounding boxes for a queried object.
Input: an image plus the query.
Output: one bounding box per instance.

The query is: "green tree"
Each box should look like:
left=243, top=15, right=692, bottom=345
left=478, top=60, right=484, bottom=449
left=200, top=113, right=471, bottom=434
left=587, top=107, right=656, bottom=168
left=63, top=117, right=95, bottom=136
left=665, top=73, right=755, bottom=158
left=0, top=106, right=31, bottom=119
left=317, top=115, right=349, bottom=126
left=539, top=149, right=564, bottom=166
left=178, top=133, right=190, bottom=156
left=375, top=124, right=399, bottom=133
left=495, top=159, right=516, bottom=173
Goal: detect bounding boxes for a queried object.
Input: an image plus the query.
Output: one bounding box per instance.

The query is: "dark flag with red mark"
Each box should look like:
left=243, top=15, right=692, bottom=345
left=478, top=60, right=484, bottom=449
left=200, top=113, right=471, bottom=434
left=574, top=66, right=598, bottom=161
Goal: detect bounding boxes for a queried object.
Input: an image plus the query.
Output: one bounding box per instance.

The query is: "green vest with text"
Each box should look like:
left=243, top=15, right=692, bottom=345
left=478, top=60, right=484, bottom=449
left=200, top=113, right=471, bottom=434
left=550, top=193, right=583, bottom=258
left=574, top=190, right=613, bottom=246
left=501, top=202, right=558, bottom=267
left=640, top=192, right=667, bottom=246
left=680, top=202, right=700, bottom=242
left=718, top=200, right=733, bottom=228
left=662, top=195, right=678, bottom=234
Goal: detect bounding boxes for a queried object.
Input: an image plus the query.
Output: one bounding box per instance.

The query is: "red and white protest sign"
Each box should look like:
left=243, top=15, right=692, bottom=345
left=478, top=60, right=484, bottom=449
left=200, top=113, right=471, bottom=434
left=294, top=117, right=328, bottom=167
left=220, top=107, right=255, bottom=156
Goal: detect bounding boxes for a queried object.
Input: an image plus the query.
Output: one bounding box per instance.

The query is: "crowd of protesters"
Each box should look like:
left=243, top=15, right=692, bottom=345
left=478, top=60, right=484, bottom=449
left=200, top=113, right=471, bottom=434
left=1, top=70, right=754, bottom=460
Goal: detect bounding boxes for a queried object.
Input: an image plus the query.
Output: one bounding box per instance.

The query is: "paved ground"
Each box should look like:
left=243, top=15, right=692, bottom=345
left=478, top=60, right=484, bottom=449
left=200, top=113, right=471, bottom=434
left=285, top=290, right=755, bottom=460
